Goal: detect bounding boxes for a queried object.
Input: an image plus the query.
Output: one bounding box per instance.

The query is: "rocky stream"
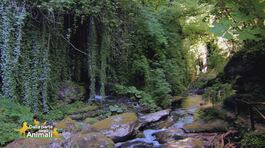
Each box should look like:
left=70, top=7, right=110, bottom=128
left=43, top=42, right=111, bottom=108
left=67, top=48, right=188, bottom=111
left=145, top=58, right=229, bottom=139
left=6, top=95, right=234, bottom=148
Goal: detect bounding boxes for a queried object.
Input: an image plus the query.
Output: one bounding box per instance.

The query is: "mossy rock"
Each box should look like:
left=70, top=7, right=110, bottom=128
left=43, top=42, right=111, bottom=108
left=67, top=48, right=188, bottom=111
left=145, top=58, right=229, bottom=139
left=55, top=117, right=80, bottom=133
left=93, top=113, right=137, bottom=129
left=182, top=95, right=203, bottom=108
left=184, top=119, right=229, bottom=133
left=84, top=118, right=99, bottom=125
left=92, top=112, right=138, bottom=142
left=5, top=138, right=63, bottom=148
left=63, top=132, right=114, bottom=148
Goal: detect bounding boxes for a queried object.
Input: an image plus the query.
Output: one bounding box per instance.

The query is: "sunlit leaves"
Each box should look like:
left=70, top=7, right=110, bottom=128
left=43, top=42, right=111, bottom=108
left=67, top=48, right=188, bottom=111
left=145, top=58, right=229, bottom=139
left=210, top=18, right=231, bottom=36
left=211, top=0, right=265, bottom=41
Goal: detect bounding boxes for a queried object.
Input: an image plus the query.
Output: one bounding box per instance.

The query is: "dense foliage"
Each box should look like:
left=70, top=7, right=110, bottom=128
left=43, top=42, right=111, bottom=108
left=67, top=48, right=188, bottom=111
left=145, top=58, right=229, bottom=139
left=0, top=0, right=265, bottom=147
left=198, top=0, right=265, bottom=103
left=240, top=132, right=265, bottom=147
left=0, top=0, right=204, bottom=112
left=0, top=97, right=33, bottom=145
left=0, top=0, right=262, bottom=110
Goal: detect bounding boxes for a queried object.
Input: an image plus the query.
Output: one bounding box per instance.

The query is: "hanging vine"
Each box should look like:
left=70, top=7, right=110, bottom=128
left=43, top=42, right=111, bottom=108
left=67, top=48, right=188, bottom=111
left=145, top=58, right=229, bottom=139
left=40, top=25, right=50, bottom=113
left=20, top=49, right=32, bottom=107
left=99, top=31, right=110, bottom=97
left=0, top=1, right=26, bottom=100
left=87, top=16, right=97, bottom=100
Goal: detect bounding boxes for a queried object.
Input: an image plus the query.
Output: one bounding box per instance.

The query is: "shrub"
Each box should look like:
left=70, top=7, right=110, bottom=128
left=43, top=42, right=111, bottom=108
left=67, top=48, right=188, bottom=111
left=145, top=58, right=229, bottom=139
left=203, top=82, right=235, bottom=105
left=109, top=105, right=124, bottom=114
left=43, top=101, right=98, bottom=121
left=240, top=132, right=265, bottom=148
left=195, top=107, right=226, bottom=121
left=0, top=97, right=33, bottom=146
left=148, top=68, right=172, bottom=108
left=112, top=84, right=159, bottom=111
left=112, top=84, right=143, bottom=99
left=208, top=44, right=227, bottom=73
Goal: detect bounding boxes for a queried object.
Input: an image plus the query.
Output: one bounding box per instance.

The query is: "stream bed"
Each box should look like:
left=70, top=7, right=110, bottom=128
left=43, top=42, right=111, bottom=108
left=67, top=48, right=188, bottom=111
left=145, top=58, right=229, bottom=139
left=115, top=95, right=203, bottom=148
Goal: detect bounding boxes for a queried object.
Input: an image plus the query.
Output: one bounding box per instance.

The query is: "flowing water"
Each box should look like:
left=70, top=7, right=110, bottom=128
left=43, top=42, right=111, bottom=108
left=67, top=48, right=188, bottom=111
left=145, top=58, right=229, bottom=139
left=115, top=129, right=166, bottom=148
left=116, top=95, right=203, bottom=148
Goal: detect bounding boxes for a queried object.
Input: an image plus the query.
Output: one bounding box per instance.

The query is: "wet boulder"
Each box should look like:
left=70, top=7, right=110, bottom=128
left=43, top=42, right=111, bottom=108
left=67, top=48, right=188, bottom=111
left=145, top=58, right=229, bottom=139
left=150, top=116, right=175, bottom=129
left=92, top=112, right=138, bottom=142
left=155, top=128, right=185, bottom=144
left=139, top=109, right=171, bottom=126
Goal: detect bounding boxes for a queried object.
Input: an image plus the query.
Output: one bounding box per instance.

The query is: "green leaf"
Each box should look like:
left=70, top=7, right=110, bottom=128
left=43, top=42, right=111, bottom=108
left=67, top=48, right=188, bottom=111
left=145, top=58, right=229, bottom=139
left=238, top=31, right=257, bottom=40
left=211, top=19, right=231, bottom=36
left=210, top=23, right=226, bottom=36
left=223, top=32, right=233, bottom=40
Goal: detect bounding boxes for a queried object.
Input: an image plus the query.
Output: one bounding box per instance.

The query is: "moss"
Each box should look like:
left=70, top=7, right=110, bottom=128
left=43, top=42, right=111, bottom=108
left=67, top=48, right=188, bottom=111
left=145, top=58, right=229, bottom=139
left=55, top=117, right=78, bottom=129
left=120, top=113, right=138, bottom=124
left=67, top=105, right=98, bottom=115
left=67, top=132, right=114, bottom=148
left=184, top=120, right=228, bottom=132
left=184, top=122, right=201, bottom=130
left=43, top=101, right=98, bottom=121
left=191, top=138, right=204, bottom=148
left=92, top=113, right=137, bottom=129
left=182, top=95, right=203, bottom=108
left=6, top=138, right=63, bottom=148
left=84, top=118, right=99, bottom=125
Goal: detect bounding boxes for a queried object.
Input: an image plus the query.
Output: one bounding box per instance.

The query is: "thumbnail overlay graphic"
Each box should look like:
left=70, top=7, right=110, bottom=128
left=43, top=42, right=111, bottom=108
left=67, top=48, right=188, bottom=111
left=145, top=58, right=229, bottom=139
left=17, top=116, right=61, bottom=138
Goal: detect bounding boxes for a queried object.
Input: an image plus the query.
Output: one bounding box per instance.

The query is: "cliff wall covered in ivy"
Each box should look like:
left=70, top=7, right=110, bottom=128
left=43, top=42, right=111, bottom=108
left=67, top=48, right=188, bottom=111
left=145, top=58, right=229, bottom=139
left=0, top=0, right=199, bottom=112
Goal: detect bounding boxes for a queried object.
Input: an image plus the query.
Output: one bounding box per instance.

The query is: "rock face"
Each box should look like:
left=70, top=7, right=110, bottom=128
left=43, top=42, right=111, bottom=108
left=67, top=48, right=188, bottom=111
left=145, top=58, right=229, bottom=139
left=139, top=109, right=171, bottom=126
left=57, top=81, right=85, bottom=103
left=63, top=132, right=114, bottom=148
left=92, top=112, right=138, bottom=142
left=5, top=138, right=63, bottom=148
